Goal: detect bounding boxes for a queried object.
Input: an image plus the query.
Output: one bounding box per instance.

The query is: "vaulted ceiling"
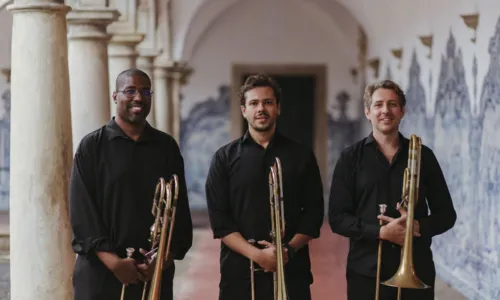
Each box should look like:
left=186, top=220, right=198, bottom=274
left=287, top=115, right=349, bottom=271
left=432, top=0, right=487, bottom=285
left=173, top=0, right=410, bottom=60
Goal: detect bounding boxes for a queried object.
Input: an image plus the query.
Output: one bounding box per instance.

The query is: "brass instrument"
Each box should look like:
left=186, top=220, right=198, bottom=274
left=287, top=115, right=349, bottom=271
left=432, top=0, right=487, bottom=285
left=375, top=204, right=387, bottom=300
left=120, top=175, right=179, bottom=300
left=249, top=157, right=288, bottom=300
left=375, top=134, right=430, bottom=300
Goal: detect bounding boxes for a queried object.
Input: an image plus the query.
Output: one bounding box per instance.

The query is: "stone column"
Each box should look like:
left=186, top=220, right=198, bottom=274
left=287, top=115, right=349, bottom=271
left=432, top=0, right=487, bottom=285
left=108, top=33, right=144, bottom=117
left=7, top=1, right=74, bottom=299
left=137, top=52, right=158, bottom=126
left=67, top=4, right=120, bottom=151
left=166, top=61, right=192, bottom=144
left=153, top=65, right=169, bottom=133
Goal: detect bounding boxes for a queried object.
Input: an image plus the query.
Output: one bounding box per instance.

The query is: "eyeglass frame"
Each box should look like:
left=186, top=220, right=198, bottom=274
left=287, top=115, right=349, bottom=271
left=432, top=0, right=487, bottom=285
left=116, top=88, right=154, bottom=98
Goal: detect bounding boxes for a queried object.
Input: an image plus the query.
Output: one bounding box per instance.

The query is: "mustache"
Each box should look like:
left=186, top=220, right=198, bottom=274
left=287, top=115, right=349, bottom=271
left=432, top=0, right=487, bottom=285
left=255, top=112, right=269, bottom=118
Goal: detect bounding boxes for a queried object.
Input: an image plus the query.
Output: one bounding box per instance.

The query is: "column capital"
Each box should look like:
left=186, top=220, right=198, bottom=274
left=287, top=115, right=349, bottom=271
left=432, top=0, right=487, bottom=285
left=139, top=49, right=162, bottom=61
left=7, top=1, right=70, bottom=13
left=108, top=33, right=145, bottom=58
left=153, top=65, right=169, bottom=79
left=1, top=68, right=10, bottom=83
left=67, top=8, right=120, bottom=40
left=163, top=60, right=193, bottom=85
left=110, top=33, right=145, bottom=46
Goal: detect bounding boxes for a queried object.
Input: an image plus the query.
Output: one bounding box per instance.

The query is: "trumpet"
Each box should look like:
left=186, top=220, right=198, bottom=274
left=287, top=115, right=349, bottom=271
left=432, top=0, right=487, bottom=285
left=375, top=134, right=430, bottom=300
left=120, top=175, right=179, bottom=300
left=249, top=157, right=288, bottom=300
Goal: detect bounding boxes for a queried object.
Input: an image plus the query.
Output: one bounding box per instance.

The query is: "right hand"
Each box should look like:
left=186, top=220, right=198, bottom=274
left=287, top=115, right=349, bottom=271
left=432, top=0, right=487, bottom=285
left=111, top=258, right=144, bottom=285
left=255, top=240, right=277, bottom=272
left=379, top=214, right=420, bottom=246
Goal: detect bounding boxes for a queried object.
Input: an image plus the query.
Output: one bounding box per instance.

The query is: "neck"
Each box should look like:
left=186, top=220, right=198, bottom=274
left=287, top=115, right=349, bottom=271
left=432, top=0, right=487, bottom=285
left=248, top=126, right=275, bottom=148
left=115, top=116, right=145, bottom=141
left=372, top=129, right=399, bottom=150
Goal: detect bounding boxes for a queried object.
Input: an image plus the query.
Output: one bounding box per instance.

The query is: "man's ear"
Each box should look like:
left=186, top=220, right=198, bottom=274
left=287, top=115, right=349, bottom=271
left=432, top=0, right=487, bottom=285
left=364, top=106, right=370, bottom=120
left=240, top=105, right=246, bottom=118
left=112, top=91, right=118, bottom=104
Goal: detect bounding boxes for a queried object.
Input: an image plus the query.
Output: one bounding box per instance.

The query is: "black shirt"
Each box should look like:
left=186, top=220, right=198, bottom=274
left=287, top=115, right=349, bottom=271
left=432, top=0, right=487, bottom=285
left=205, top=131, right=324, bottom=283
left=69, top=119, right=193, bottom=297
left=328, top=132, right=456, bottom=280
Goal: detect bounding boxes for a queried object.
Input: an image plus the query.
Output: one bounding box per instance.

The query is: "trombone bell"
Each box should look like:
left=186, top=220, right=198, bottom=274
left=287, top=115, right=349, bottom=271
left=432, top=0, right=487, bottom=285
left=382, top=265, right=430, bottom=289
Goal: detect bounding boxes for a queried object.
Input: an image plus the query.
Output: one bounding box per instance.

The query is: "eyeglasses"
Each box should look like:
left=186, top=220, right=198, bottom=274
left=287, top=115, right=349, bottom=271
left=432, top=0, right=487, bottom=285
left=118, top=88, right=154, bottom=98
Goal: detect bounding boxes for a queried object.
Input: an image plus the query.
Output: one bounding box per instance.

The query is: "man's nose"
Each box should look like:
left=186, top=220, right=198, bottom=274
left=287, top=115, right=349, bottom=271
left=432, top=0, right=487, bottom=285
left=133, top=91, right=144, bottom=101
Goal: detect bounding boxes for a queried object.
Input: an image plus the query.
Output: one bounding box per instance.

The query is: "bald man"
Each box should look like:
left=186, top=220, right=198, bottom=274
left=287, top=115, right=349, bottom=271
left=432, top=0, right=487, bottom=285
left=69, top=69, right=193, bottom=300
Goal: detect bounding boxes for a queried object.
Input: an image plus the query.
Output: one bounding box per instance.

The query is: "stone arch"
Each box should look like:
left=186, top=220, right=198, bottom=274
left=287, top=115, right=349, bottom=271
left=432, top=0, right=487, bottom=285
left=177, top=0, right=364, bottom=61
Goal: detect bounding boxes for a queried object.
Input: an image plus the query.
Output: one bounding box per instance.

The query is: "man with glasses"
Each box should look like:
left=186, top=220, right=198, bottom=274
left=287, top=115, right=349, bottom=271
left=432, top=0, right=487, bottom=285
left=69, top=68, right=193, bottom=300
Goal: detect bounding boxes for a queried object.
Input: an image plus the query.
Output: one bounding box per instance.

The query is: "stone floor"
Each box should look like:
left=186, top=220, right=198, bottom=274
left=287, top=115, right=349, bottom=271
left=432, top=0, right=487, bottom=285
left=0, top=211, right=467, bottom=300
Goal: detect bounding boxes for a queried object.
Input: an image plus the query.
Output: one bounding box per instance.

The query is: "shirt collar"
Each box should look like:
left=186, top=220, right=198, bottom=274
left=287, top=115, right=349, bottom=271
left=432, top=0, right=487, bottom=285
left=105, top=117, right=157, bottom=142
left=364, top=131, right=408, bottom=147
left=240, top=129, right=282, bottom=147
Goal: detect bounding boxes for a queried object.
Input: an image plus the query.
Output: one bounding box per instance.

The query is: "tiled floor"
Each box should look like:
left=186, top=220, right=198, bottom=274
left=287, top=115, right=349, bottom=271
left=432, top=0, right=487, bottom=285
left=172, top=220, right=350, bottom=300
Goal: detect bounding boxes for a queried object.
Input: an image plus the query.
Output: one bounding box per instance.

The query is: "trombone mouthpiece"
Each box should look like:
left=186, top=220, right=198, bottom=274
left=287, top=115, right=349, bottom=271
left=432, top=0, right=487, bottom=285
left=126, top=247, right=135, bottom=258
left=379, top=204, right=387, bottom=215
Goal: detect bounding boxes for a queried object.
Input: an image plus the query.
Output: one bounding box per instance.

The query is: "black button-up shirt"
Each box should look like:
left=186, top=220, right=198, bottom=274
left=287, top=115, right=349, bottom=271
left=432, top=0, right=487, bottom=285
left=205, top=131, right=324, bottom=283
left=328, top=132, right=456, bottom=280
left=69, top=118, right=193, bottom=298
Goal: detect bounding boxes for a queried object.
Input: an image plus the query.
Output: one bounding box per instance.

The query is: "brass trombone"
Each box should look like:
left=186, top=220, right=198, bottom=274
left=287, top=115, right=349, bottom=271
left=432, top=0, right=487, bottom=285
left=375, top=134, right=430, bottom=300
left=120, top=175, right=179, bottom=300
left=249, top=157, right=288, bottom=300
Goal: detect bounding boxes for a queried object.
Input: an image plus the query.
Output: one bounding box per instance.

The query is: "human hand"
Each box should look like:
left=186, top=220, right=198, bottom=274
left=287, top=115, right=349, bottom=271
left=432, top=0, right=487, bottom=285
left=111, top=258, right=144, bottom=285
left=137, top=248, right=174, bottom=282
left=378, top=204, right=420, bottom=246
left=255, top=240, right=277, bottom=272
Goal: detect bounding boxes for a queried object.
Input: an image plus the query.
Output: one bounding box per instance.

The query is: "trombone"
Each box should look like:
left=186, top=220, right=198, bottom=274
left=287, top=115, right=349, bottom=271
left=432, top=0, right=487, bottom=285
left=249, top=157, right=288, bottom=300
left=375, top=134, right=430, bottom=300
left=120, top=175, right=179, bottom=300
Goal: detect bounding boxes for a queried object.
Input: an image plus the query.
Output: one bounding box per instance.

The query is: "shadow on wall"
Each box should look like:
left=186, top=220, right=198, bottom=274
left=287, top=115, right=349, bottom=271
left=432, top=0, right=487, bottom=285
left=176, top=15, right=500, bottom=300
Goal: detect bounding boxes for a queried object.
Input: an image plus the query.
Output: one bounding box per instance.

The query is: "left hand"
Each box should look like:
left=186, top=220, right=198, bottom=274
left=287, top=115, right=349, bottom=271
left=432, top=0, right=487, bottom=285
left=378, top=203, right=420, bottom=236
left=257, top=241, right=289, bottom=268
left=136, top=248, right=174, bottom=282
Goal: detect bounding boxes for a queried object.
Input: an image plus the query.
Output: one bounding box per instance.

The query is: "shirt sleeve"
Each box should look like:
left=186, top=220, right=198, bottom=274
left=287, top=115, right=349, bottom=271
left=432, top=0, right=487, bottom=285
left=205, top=149, right=238, bottom=239
left=168, top=139, right=193, bottom=260
left=69, top=138, right=114, bottom=256
left=418, top=148, right=457, bottom=237
left=295, top=150, right=324, bottom=238
left=328, top=151, right=381, bottom=241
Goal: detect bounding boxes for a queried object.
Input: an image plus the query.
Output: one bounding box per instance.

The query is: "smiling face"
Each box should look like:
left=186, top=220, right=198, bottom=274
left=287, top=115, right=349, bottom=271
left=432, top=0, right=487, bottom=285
left=241, top=86, right=280, bottom=133
left=112, top=74, right=152, bottom=125
left=364, top=87, right=405, bottom=135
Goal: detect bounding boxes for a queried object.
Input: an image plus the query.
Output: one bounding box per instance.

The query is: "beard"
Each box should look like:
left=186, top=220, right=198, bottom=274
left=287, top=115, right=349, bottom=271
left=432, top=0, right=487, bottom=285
left=249, top=119, right=275, bottom=132
left=120, top=105, right=149, bottom=124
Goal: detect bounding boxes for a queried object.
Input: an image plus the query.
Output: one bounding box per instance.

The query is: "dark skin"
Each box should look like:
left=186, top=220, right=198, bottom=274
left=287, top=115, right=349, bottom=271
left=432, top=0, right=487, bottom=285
left=112, top=74, right=152, bottom=141
left=95, top=74, right=173, bottom=285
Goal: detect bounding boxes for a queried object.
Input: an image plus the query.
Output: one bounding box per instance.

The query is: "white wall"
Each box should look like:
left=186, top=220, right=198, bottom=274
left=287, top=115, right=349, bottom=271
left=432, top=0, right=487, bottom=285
left=182, top=0, right=361, bottom=120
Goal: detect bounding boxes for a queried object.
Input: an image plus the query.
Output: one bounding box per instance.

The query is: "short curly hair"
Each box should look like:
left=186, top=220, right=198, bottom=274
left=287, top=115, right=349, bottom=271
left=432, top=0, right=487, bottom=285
left=238, top=73, right=282, bottom=106
left=363, top=80, right=406, bottom=109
